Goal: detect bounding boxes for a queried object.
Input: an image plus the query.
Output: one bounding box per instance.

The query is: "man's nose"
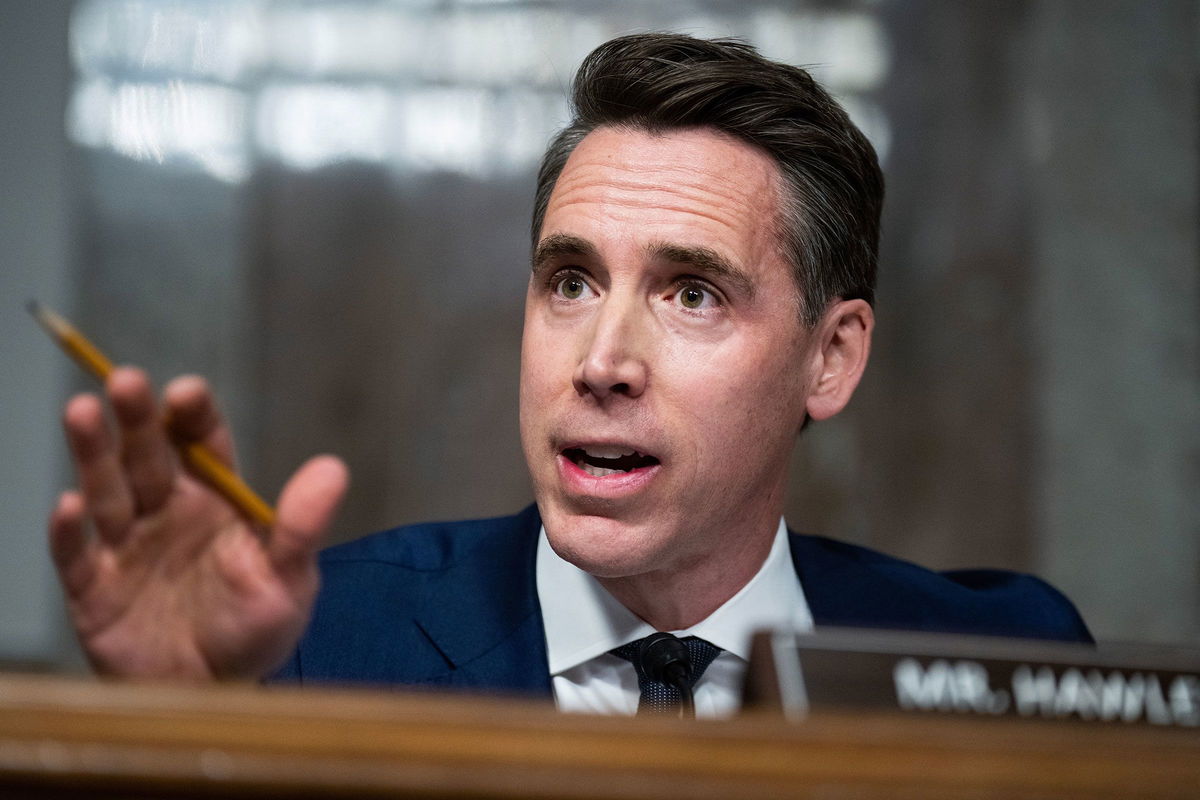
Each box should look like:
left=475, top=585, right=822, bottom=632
left=572, top=296, right=648, bottom=400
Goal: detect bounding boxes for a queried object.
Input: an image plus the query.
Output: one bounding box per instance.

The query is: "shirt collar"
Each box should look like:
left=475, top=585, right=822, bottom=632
left=537, top=518, right=813, bottom=675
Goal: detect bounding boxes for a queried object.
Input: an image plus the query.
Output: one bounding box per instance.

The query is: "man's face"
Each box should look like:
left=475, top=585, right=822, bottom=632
left=520, top=126, right=825, bottom=580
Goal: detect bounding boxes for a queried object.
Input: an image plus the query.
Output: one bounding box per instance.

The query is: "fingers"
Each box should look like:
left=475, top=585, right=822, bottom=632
left=108, top=367, right=176, bottom=514
left=48, top=490, right=96, bottom=598
left=63, top=365, right=180, bottom=537
left=63, top=392, right=135, bottom=543
left=270, top=455, right=349, bottom=575
left=163, top=375, right=237, bottom=467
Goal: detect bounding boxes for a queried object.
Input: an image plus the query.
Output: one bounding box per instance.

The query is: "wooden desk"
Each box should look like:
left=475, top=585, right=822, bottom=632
left=0, top=673, right=1194, bottom=798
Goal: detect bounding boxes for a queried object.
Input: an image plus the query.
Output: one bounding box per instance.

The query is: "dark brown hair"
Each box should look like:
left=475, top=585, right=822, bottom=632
left=532, top=33, right=883, bottom=326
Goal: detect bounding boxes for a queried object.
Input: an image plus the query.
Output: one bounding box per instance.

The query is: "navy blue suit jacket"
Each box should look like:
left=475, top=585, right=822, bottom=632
left=272, top=505, right=1092, bottom=694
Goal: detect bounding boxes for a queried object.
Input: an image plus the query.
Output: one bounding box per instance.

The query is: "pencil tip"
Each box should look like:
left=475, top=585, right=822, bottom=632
left=26, top=299, right=67, bottom=337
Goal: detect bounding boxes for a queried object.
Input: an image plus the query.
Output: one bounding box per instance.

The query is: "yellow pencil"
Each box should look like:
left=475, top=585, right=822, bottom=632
left=27, top=300, right=276, bottom=527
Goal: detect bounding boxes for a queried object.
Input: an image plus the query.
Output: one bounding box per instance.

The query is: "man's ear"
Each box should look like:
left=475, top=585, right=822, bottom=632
left=805, top=299, right=874, bottom=422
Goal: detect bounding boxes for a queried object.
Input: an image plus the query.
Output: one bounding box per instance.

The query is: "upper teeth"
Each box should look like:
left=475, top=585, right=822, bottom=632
left=582, top=446, right=637, bottom=459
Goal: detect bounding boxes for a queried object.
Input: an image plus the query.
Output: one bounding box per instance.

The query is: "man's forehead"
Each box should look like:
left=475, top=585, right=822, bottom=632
left=553, top=124, right=781, bottom=193
left=538, top=126, right=787, bottom=268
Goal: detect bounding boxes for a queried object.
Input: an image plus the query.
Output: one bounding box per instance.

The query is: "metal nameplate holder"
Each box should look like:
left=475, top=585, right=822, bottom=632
left=744, top=628, right=1200, bottom=728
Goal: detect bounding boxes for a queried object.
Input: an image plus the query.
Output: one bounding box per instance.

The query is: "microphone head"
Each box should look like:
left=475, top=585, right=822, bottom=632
left=637, top=632, right=693, bottom=686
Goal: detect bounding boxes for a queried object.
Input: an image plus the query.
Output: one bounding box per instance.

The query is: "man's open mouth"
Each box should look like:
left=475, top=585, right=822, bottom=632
left=563, top=446, right=660, bottom=478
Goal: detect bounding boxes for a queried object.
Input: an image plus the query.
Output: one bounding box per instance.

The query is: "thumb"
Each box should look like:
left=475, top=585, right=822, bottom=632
left=270, top=455, right=349, bottom=573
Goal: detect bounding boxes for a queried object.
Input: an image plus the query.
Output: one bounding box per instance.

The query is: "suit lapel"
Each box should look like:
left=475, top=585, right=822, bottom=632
left=789, top=530, right=897, bottom=629
left=408, top=519, right=899, bottom=695
left=413, top=504, right=552, bottom=697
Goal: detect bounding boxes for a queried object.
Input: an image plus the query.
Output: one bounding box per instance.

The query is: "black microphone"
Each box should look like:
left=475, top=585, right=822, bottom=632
left=636, top=632, right=695, bottom=718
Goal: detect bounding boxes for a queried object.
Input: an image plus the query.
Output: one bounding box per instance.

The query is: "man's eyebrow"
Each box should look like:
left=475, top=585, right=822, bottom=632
left=531, top=234, right=598, bottom=276
left=648, top=243, right=756, bottom=299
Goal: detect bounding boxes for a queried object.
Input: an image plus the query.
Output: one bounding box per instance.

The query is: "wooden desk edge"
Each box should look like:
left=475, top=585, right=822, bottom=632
left=0, top=672, right=1195, bottom=799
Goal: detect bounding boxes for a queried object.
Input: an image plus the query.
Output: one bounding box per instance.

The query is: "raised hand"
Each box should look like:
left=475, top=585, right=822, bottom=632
left=49, top=367, right=348, bottom=680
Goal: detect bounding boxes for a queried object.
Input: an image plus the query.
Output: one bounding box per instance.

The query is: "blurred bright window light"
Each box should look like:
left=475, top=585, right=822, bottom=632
left=433, top=9, right=573, bottom=86
left=68, top=0, right=890, bottom=177
left=395, top=88, right=564, bottom=175
left=266, top=6, right=427, bottom=78
left=68, top=78, right=250, bottom=183
left=397, top=87, right=492, bottom=174
left=749, top=10, right=889, bottom=92
left=266, top=5, right=597, bottom=87
left=255, top=83, right=393, bottom=170
left=256, top=84, right=565, bottom=177
left=71, top=0, right=265, bottom=83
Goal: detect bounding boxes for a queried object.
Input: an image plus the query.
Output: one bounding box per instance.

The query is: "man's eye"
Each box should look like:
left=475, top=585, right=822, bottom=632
left=555, top=275, right=588, bottom=300
left=675, top=284, right=715, bottom=310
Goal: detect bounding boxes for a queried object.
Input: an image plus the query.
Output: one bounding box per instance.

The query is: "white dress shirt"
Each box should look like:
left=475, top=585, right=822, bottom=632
left=536, top=519, right=814, bottom=718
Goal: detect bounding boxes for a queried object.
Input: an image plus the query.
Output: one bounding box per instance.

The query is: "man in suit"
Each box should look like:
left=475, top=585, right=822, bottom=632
left=49, top=34, right=1090, bottom=715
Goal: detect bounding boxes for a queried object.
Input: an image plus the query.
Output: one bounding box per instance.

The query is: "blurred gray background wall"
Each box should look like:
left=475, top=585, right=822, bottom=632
left=1, top=0, right=1196, bottom=670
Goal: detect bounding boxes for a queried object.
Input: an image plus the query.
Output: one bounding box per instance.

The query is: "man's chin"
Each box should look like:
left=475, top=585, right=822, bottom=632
left=540, top=505, right=665, bottom=579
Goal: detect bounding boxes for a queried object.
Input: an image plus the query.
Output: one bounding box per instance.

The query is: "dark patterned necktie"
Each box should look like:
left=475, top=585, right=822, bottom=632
left=611, top=635, right=723, bottom=715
